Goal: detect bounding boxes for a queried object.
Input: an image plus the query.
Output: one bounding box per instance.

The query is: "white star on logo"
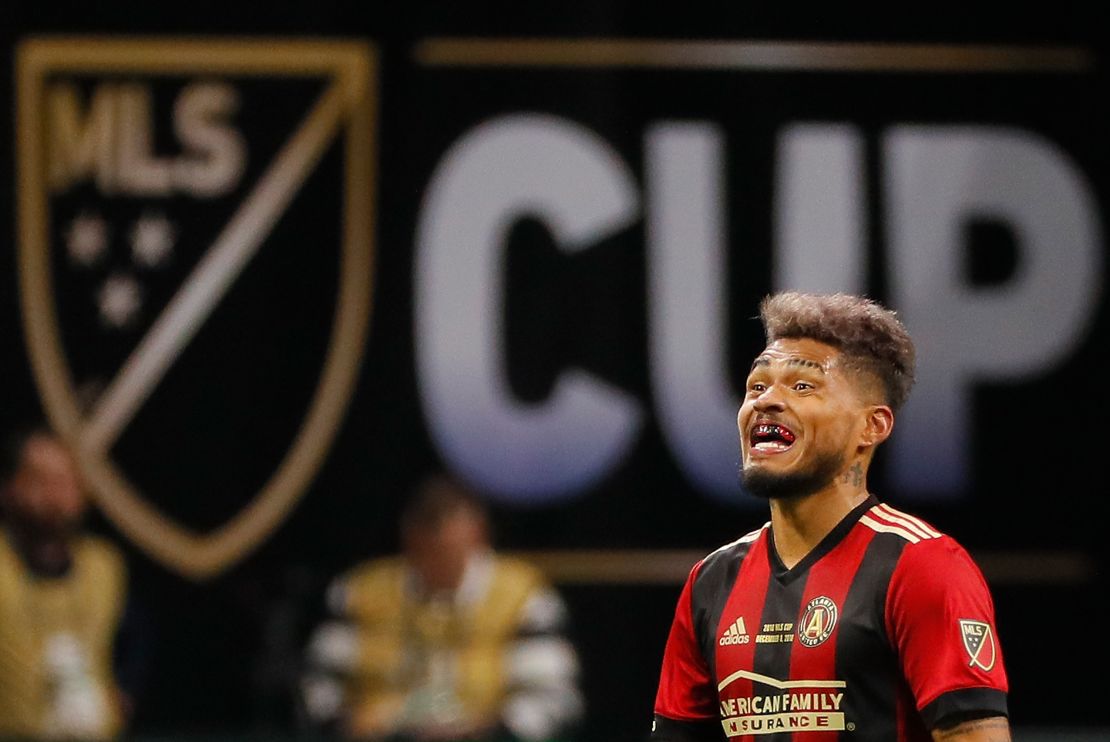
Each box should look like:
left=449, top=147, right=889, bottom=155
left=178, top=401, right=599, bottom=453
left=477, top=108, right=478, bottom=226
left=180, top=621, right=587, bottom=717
left=98, top=274, right=142, bottom=329
left=131, top=212, right=176, bottom=268
left=66, top=212, right=109, bottom=266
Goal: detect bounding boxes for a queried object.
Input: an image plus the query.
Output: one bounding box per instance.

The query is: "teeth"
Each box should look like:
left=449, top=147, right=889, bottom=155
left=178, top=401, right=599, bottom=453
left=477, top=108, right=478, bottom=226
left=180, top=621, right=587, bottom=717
left=752, top=423, right=795, bottom=444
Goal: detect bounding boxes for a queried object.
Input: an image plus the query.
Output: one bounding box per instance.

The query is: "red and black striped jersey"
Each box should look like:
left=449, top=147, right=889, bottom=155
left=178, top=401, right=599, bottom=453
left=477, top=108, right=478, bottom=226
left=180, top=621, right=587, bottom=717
left=651, top=495, right=1008, bottom=741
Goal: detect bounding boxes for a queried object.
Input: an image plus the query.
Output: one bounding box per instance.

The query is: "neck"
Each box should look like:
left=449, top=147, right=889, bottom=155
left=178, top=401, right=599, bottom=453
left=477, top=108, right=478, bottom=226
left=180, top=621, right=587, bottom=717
left=6, top=523, right=74, bottom=577
left=768, top=476, right=871, bottom=570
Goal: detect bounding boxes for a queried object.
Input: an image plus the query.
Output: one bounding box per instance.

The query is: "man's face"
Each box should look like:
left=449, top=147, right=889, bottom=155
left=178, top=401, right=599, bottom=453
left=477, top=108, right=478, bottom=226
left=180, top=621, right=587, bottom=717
left=404, top=508, right=486, bottom=592
left=737, top=338, right=871, bottom=500
left=6, top=435, right=88, bottom=535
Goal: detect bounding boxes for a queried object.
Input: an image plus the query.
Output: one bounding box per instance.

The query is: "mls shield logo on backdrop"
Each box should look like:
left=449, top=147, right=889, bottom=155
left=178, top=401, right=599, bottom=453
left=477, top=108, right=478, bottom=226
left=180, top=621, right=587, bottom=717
left=16, top=38, right=376, bottom=580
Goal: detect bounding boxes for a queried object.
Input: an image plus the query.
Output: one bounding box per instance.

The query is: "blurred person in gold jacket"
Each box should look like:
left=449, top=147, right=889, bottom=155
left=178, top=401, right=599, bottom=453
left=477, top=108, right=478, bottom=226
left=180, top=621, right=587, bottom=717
left=301, top=473, right=584, bottom=742
left=0, top=422, right=145, bottom=741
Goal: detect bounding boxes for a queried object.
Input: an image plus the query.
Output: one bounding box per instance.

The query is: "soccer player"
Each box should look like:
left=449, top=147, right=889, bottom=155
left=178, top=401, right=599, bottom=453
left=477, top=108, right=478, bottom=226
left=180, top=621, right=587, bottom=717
left=651, top=292, right=1009, bottom=741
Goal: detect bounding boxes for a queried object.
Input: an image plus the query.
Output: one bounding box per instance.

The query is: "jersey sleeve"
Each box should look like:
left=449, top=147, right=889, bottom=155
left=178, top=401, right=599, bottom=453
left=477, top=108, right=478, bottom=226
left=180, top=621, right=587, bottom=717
left=651, top=560, right=721, bottom=741
left=885, top=535, right=1009, bottom=729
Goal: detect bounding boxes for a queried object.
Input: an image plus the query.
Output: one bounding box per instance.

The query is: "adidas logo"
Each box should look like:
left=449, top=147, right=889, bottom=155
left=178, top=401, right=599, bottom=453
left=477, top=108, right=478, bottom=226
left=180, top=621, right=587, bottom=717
left=719, top=616, right=750, bottom=646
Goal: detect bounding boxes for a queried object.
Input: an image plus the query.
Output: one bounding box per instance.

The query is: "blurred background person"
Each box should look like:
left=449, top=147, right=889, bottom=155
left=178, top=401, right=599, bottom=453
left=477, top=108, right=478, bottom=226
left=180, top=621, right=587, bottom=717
left=0, top=421, right=148, bottom=741
left=301, top=473, right=584, bottom=741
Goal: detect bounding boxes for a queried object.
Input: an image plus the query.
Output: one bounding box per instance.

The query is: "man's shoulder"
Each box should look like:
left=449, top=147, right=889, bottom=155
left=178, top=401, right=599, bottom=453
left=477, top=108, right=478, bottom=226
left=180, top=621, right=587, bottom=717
left=491, top=553, right=548, bottom=584
left=67, top=535, right=129, bottom=599
left=703, top=523, right=769, bottom=564
left=74, top=533, right=126, bottom=571
left=861, top=503, right=992, bottom=595
left=859, top=502, right=968, bottom=557
left=862, top=502, right=948, bottom=539
left=341, top=555, right=407, bottom=588
left=326, top=556, right=407, bottom=618
left=680, top=523, right=769, bottom=590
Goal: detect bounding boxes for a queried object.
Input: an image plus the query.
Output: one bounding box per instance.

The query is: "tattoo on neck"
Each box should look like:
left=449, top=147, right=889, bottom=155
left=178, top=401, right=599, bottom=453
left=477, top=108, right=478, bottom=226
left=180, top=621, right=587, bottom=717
left=841, top=462, right=863, bottom=487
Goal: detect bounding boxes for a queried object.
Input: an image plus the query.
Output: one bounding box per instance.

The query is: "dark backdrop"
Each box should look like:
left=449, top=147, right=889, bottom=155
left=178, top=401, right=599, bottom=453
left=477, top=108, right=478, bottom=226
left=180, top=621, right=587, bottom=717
left=2, top=4, right=1107, bottom=740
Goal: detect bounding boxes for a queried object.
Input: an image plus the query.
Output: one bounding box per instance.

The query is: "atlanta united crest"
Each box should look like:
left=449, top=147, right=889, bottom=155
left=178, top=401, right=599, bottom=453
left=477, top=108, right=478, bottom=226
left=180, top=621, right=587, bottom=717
left=15, top=37, right=377, bottom=580
left=798, top=596, right=839, bottom=647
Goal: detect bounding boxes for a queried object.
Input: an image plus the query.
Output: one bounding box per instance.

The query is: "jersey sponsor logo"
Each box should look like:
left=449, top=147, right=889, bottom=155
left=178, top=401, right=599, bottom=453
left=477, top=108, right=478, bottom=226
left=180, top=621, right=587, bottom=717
left=718, top=688, right=847, bottom=736
left=719, top=616, right=750, bottom=646
left=798, top=596, right=838, bottom=647
left=16, top=37, right=376, bottom=581
left=959, top=619, right=997, bottom=671
left=721, top=710, right=845, bottom=736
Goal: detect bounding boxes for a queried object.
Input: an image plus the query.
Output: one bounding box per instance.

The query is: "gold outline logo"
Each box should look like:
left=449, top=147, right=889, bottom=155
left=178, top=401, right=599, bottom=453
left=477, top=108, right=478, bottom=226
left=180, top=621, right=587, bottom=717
left=16, top=37, right=376, bottom=581
left=798, top=596, right=838, bottom=647
left=959, top=619, right=996, bottom=671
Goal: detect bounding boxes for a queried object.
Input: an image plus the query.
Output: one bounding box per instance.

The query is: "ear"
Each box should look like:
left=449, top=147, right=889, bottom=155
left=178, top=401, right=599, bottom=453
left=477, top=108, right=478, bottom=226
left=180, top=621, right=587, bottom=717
left=860, top=405, right=894, bottom=449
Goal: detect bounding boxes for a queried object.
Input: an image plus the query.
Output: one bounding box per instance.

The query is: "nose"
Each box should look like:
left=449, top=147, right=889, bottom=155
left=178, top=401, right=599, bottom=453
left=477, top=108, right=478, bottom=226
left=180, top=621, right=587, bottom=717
left=752, top=385, right=785, bottom=412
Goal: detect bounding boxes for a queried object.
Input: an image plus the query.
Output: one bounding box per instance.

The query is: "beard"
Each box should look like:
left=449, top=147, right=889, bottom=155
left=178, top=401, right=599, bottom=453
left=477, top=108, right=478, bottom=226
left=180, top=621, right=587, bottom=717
left=740, top=449, right=846, bottom=501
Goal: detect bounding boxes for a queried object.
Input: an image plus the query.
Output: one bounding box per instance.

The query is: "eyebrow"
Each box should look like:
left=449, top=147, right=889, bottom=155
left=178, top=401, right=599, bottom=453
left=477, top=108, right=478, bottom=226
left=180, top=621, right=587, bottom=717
left=750, top=357, right=826, bottom=372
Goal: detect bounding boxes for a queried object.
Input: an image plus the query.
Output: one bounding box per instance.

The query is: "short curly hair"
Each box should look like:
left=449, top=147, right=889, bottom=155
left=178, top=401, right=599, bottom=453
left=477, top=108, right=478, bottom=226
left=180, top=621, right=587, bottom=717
left=759, top=291, right=916, bottom=410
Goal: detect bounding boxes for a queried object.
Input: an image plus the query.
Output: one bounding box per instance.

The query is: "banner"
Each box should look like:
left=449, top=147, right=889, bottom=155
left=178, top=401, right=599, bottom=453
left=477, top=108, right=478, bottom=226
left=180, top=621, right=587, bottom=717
left=1, top=12, right=1105, bottom=737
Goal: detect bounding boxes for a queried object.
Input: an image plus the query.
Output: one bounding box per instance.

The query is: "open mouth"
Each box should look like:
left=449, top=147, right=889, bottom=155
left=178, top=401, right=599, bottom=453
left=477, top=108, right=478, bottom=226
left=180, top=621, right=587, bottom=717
left=750, top=423, right=796, bottom=452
